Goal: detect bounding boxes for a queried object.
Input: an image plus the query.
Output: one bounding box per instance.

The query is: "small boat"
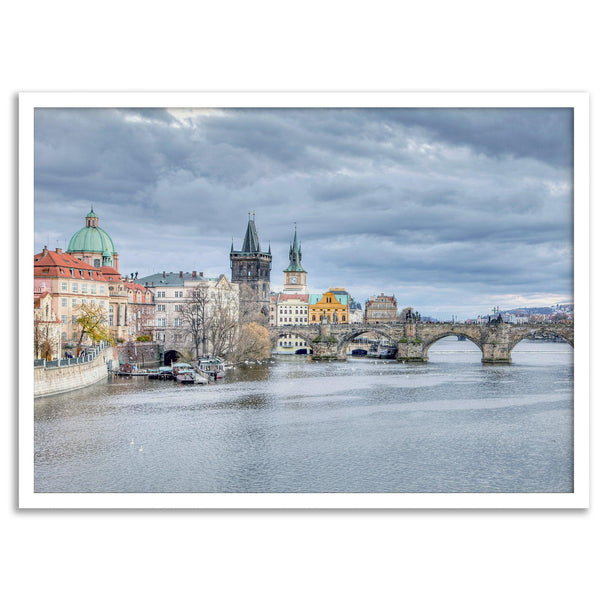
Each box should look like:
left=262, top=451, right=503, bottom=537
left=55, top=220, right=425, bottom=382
left=173, top=363, right=208, bottom=384
left=196, top=357, right=226, bottom=380
left=148, top=366, right=174, bottom=380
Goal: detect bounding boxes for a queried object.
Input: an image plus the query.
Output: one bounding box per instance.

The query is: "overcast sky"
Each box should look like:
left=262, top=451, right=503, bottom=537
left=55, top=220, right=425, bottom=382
left=33, top=107, right=574, bottom=320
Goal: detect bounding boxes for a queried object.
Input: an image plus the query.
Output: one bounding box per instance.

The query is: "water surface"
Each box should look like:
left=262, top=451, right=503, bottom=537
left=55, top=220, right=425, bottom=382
left=34, top=339, right=574, bottom=493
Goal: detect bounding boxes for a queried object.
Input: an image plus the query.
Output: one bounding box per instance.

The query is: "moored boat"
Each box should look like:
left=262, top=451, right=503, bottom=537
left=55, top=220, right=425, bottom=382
left=196, top=356, right=226, bottom=381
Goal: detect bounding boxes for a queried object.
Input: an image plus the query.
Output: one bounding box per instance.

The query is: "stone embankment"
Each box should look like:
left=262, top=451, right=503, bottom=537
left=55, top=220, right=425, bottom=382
left=34, top=345, right=116, bottom=398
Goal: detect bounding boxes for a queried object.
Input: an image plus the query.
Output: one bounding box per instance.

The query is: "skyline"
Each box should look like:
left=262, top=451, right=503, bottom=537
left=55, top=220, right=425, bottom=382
left=33, top=107, right=574, bottom=320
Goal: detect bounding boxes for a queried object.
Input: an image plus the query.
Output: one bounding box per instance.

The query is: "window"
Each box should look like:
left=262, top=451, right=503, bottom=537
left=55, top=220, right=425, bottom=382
left=61, top=298, right=67, bottom=307
left=61, top=282, right=68, bottom=292
left=61, top=315, right=67, bottom=323
left=94, top=259, right=100, bottom=268
left=72, top=298, right=77, bottom=306
left=100, top=301, right=104, bottom=307
left=91, top=285, right=96, bottom=294
left=72, top=315, right=77, bottom=324
left=174, top=305, right=182, bottom=312
left=72, top=283, right=78, bottom=292
left=157, top=305, right=166, bottom=312
left=100, top=286, right=105, bottom=294
left=175, top=291, right=183, bottom=298
left=174, top=318, right=182, bottom=327
left=157, top=318, right=166, bottom=327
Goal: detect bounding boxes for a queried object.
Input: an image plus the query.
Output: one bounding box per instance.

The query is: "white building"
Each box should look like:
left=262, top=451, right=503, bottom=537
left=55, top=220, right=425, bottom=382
left=136, top=271, right=239, bottom=358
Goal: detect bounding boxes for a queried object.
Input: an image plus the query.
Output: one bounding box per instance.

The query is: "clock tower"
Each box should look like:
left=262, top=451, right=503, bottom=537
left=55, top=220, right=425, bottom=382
left=283, top=224, right=307, bottom=293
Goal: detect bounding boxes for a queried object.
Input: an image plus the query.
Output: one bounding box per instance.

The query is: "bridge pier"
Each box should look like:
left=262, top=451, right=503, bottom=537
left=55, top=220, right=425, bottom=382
left=396, top=338, right=427, bottom=362
left=481, top=324, right=512, bottom=364
left=310, top=320, right=346, bottom=361
left=481, top=343, right=511, bottom=364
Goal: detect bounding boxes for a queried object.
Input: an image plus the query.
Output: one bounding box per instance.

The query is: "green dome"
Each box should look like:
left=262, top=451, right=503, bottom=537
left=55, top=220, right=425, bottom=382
left=68, top=225, right=116, bottom=254
left=86, top=209, right=98, bottom=219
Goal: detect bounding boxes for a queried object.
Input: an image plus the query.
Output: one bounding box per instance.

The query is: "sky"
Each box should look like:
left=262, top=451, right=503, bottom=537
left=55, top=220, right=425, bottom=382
left=33, top=107, right=574, bottom=320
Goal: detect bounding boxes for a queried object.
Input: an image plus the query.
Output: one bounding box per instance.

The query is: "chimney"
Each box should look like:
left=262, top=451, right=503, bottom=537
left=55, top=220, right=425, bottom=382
left=162, top=271, right=166, bottom=277
left=192, top=271, right=197, bottom=278
left=42, top=246, right=48, bottom=256
left=179, top=271, right=183, bottom=278
left=55, top=248, right=62, bottom=254
left=199, top=272, right=203, bottom=277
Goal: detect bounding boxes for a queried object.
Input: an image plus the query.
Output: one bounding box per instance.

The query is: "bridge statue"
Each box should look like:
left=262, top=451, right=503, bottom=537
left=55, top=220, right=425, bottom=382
left=269, top=320, right=573, bottom=363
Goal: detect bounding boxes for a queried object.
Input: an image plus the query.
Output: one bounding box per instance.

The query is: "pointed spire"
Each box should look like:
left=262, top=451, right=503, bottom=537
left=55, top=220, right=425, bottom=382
left=241, top=212, right=261, bottom=253
left=285, top=222, right=305, bottom=272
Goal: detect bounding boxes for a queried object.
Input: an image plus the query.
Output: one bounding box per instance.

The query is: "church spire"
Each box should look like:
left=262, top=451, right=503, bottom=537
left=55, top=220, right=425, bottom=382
left=285, top=222, right=304, bottom=272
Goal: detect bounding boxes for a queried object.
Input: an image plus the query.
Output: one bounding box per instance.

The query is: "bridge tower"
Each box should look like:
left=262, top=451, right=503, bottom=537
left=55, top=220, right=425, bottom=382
left=230, top=212, right=272, bottom=316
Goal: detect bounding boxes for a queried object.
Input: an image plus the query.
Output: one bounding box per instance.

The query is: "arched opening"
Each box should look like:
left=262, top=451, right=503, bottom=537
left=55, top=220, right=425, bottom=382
left=163, top=349, right=180, bottom=365
left=509, top=335, right=573, bottom=366
left=271, top=331, right=313, bottom=356
left=424, top=334, right=482, bottom=363
left=338, top=328, right=397, bottom=358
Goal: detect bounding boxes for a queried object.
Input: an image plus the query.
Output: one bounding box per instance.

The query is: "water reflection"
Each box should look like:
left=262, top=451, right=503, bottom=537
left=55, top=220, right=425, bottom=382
left=34, top=339, right=573, bottom=493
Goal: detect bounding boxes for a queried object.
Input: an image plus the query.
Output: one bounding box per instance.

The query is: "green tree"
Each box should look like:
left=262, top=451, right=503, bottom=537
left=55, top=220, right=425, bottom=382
left=75, top=303, right=110, bottom=351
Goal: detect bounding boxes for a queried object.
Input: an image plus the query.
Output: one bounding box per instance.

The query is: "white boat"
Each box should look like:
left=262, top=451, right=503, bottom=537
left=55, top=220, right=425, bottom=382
left=196, top=357, right=226, bottom=380
left=172, top=363, right=209, bottom=384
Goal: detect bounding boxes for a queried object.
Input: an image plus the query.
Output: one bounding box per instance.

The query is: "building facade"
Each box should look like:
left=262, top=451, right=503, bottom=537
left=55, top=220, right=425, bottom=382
left=230, top=212, right=272, bottom=317
left=365, top=293, right=398, bottom=323
left=136, top=270, right=239, bottom=358
left=309, top=290, right=349, bottom=324
left=34, top=246, right=111, bottom=346
left=33, top=290, right=62, bottom=359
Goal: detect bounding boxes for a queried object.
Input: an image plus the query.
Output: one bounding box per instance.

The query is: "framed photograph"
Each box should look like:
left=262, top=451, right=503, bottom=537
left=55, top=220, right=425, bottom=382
left=20, top=92, right=589, bottom=509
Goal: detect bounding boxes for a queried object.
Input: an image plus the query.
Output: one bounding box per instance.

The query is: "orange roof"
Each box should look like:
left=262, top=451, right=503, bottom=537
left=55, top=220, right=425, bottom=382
left=34, top=247, right=107, bottom=281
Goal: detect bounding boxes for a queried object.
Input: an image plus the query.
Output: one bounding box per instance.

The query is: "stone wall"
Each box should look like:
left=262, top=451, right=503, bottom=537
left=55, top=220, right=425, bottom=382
left=34, top=347, right=115, bottom=398
left=115, top=341, right=162, bottom=367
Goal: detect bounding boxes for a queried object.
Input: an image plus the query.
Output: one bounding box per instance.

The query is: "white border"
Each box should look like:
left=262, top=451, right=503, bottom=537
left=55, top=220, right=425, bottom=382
left=19, top=92, right=590, bottom=509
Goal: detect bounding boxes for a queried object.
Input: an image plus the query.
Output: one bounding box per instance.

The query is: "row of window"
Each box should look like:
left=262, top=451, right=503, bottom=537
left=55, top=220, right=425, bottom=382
left=155, top=291, right=184, bottom=298
left=61, top=282, right=106, bottom=294
left=278, top=308, right=308, bottom=314
left=155, top=318, right=183, bottom=327
left=279, top=317, right=308, bottom=323
left=278, top=340, right=307, bottom=347
left=61, top=298, right=105, bottom=308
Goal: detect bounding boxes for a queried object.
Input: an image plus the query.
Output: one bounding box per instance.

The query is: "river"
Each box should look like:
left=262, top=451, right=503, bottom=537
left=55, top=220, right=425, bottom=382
left=34, top=338, right=574, bottom=493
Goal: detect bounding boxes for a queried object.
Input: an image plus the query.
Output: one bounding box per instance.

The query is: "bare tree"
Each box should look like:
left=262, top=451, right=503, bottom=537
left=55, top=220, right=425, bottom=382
left=180, top=285, right=211, bottom=359
left=207, top=290, right=238, bottom=358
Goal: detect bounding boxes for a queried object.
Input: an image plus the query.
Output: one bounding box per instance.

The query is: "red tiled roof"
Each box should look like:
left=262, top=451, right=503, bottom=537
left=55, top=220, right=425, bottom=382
left=34, top=248, right=107, bottom=281
left=277, top=293, right=309, bottom=301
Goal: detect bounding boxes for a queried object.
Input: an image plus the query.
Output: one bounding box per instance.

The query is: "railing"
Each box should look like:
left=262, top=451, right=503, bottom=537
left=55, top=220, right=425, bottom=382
left=34, top=341, right=108, bottom=369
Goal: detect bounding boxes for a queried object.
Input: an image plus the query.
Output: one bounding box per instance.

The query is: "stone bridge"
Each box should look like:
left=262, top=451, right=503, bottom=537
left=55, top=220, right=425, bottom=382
left=269, top=321, right=574, bottom=363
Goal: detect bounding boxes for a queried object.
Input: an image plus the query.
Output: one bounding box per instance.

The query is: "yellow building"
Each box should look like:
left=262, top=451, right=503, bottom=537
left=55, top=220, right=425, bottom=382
left=308, top=290, right=349, bottom=324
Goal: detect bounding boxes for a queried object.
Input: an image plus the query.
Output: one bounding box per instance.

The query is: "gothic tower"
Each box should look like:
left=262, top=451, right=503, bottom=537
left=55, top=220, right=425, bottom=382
left=283, top=223, right=307, bottom=293
left=230, top=212, right=272, bottom=315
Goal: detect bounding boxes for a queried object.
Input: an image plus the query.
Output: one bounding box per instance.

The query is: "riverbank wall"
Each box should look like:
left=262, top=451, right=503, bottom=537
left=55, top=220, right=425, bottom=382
left=34, top=346, right=117, bottom=398
left=115, top=341, right=162, bottom=367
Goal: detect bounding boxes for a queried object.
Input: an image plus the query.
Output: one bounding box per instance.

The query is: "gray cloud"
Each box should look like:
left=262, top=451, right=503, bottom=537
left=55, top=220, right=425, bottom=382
left=33, top=107, right=574, bottom=319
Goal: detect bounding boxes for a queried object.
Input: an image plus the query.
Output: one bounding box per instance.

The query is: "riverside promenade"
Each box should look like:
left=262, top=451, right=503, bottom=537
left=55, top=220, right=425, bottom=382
left=34, top=342, right=116, bottom=398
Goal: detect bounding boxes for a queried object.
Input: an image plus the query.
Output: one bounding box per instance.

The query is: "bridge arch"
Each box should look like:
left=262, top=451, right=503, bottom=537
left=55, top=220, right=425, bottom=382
left=421, top=331, right=483, bottom=360
left=507, top=326, right=574, bottom=352
left=336, top=327, right=400, bottom=357
left=269, top=328, right=317, bottom=354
